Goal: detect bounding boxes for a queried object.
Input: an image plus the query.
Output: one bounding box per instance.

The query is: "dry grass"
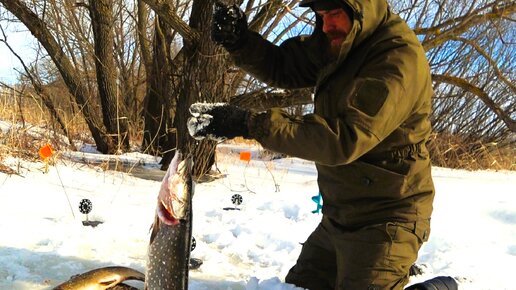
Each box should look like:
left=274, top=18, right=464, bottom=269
left=0, top=90, right=88, bottom=174
left=428, top=133, right=515, bottom=171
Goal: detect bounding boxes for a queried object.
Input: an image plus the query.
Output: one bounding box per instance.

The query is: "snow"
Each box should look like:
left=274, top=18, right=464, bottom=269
left=0, top=140, right=515, bottom=290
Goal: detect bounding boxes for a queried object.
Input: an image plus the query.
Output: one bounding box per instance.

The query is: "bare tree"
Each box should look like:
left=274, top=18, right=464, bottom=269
left=0, top=0, right=133, bottom=153
left=391, top=0, right=515, bottom=144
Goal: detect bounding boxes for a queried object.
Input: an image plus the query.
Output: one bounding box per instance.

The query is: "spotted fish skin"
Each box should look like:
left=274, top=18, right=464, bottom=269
left=145, top=151, right=193, bottom=290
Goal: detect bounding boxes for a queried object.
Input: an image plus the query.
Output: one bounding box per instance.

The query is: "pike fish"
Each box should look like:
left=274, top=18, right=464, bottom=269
left=145, top=151, right=194, bottom=290
left=52, top=266, right=145, bottom=290
left=51, top=151, right=194, bottom=290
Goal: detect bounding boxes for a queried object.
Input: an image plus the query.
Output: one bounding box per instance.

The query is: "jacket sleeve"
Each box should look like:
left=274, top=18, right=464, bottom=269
left=248, top=45, right=431, bottom=166
left=230, top=31, right=327, bottom=89
left=249, top=107, right=384, bottom=166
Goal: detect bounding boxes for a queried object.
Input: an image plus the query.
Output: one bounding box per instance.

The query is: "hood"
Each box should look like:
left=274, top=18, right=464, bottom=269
left=312, top=0, right=390, bottom=62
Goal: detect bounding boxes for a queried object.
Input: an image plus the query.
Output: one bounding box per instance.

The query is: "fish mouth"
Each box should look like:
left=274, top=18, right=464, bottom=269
left=157, top=201, right=180, bottom=226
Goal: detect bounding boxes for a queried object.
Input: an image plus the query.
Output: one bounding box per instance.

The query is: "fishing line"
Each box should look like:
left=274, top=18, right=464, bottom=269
left=108, top=169, right=128, bottom=207
left=194, top=139, right=278, bottom=194
left=216, top=159, right=253, bottom=193
left=53, top=161, right=76, bottom=220
left=210, top=139, right=255, bottom=194
left=240, top=160, right=256, bottom=194
left=239, top=153, right=282, bottom=194
left=0, top=174, right=9, bottom=188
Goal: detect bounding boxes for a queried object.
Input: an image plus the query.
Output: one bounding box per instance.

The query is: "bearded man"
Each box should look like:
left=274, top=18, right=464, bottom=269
left=188, top=1, right=439, bottom=289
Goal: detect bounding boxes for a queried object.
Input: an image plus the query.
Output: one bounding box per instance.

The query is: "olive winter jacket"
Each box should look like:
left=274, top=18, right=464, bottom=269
left=231, top=0, right=434, bottom=230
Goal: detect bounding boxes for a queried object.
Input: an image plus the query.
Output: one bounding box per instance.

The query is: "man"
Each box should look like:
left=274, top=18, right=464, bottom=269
left=188, top=0, right=435, bottom=289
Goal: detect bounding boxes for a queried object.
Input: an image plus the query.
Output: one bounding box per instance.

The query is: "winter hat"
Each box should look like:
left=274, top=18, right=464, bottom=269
left=299, top=0, right=342, bottom=11
left=299, top=0, right=354, bottom=21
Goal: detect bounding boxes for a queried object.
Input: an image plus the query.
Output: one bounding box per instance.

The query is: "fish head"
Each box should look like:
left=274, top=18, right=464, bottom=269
left=157, top=151, right=193, bottom=225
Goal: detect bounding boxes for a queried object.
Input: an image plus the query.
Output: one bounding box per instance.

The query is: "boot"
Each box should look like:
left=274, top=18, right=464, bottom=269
left=405, top=276, right=458, bottom=290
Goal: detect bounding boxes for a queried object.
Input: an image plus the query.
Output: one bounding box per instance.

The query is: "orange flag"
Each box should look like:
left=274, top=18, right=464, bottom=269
left=239, top=151, right=251, bottom=162
left=39, top=143, right=54, bottom=160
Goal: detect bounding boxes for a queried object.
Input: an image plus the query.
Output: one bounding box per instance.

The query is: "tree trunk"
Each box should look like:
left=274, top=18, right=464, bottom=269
left=171, top=0, right=232, bottom=176
left=141, top=16, right=177, bottom=158
left=90, top=0, right=130, bottom=153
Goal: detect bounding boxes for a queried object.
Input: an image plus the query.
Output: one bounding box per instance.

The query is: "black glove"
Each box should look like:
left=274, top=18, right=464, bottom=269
left=212, top=1, right=248, bottom=51
left=188, top=103, right=250, bottom=141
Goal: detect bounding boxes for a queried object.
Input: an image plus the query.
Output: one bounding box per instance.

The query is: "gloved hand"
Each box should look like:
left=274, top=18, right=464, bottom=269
left=212, top=1, right=248, bottom=51
left=188, top=103, right=250, bottom=141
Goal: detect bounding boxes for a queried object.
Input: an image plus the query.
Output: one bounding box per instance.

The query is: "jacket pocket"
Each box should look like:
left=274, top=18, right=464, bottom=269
left=317, top=161, right=408, bottom=204
left=332, top=223, right=392, bottom=281
left=352, top=161, right=408, bottom=198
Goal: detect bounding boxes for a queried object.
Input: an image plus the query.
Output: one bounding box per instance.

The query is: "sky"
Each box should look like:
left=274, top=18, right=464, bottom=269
left=0, top=22, right=35, bottom=85
left=0, top=120, right=515, bottom=289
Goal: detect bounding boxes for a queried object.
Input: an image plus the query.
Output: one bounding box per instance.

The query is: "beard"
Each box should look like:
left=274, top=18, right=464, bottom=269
left=325, top=30, right=347, bottom=59
left=329, top=42, right=341, bottom=59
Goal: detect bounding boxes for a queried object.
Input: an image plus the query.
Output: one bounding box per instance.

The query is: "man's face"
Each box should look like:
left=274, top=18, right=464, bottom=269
left=316, top=8, right=352, bottom=57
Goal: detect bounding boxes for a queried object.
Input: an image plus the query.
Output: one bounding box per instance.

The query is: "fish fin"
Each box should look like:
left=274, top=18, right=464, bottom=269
left=149, top=215, right=160, bottom=244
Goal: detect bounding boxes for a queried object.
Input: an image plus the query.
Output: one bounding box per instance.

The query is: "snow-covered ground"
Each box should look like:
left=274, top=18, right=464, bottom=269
left=0, top=141, right=514, bottom=290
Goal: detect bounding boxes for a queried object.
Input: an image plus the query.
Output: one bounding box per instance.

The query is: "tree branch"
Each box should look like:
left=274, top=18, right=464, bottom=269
left=416, top=2, right=516, bottom=50
left=248, top=0, right=283, bottom=32
left=432, top=74, right=516, bottom=132
left=450, top=36, right=516, bottom=95
left=140, top=0, right=200, bottom=46
left=229, top=88, right=312, bottom=111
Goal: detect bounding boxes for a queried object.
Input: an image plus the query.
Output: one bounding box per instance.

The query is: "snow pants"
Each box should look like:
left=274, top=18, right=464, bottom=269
left=285, top=216, right=430, bottom=290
